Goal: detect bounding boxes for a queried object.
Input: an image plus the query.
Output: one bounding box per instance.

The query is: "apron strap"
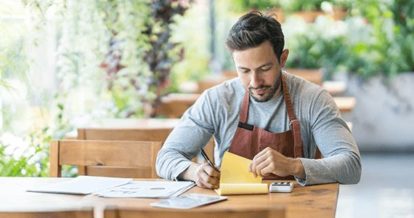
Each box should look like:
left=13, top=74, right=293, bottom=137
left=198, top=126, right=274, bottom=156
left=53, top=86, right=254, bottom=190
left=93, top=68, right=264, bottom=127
left=239, top=89, right=250, bottom=123
left=281, top=73, right=304, bottom=157
left=291, top=120, right=304, bottom=158
left=281, top=74, right=297, bottom=122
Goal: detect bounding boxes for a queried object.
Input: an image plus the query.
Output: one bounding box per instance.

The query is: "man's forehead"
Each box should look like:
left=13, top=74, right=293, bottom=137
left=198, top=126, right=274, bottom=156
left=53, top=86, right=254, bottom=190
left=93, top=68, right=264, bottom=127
left=232, top=42, right=277, bottom=67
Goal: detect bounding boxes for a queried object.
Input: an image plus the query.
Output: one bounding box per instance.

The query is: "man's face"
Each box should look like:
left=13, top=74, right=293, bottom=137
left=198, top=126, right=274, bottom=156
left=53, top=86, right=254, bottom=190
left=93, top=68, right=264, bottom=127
left=233, top=41, right=288, bottom=102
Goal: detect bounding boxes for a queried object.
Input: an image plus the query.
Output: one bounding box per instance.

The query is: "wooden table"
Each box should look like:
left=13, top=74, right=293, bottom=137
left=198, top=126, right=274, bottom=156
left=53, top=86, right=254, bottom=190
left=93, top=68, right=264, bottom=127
left=0, top=178, right=338, bottom=218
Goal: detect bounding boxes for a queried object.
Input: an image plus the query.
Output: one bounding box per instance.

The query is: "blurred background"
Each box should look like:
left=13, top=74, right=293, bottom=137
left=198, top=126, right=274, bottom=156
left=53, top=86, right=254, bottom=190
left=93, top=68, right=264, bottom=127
left=0, top=0, right=413, bottom=217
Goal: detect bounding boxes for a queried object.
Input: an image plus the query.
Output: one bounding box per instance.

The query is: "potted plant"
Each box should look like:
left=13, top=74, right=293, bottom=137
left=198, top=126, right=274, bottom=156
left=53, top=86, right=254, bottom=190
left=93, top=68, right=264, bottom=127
left=338, top=0, right=414, bottom=151
left=283, top=16, right=349, bottom=83
left=283, top=0, right=325, bottom=22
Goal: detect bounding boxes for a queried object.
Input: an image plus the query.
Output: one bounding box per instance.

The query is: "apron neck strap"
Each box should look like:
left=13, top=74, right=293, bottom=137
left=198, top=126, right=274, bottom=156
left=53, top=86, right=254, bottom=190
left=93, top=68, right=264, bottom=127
left=239, top=89, right=250, bottom=123
left=281, top=73, right=297, bottom=122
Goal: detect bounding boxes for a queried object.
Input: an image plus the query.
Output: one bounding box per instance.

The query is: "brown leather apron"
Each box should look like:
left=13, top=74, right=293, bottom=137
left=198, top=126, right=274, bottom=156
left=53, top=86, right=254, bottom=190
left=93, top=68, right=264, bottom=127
left=228, top=74, right=303, bottom=180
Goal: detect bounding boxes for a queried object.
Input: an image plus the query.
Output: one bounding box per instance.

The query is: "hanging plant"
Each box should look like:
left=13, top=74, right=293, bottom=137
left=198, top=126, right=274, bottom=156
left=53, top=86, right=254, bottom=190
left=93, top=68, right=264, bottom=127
left=100, top=1, right=192, bottom=117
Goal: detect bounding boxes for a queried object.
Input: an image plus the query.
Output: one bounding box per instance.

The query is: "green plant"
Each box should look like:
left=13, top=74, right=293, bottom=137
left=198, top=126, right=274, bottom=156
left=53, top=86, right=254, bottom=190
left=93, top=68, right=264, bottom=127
left=286, top=34, right=349, bottom=76
left=230, top=0, right=281, bottom=12
left=332, top=0, right=353, bottom=9
left=2, top=0, right=193, bottom=177
left=168, top=1, right=211, bottom=93
left=346, top=0, right=414, bottom=78
left=284, top=16, right=351, bottom=78
left=99, top=1, right=192, bottom=117
left=281, top=0, right=325, bottom=12
left=0, top=126, right=50, bottom=177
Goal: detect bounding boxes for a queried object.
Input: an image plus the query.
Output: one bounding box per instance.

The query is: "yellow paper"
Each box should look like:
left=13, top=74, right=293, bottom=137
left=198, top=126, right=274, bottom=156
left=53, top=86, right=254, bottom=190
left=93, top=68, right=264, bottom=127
left=215, top=183, right=268, bottom=195
left=215, top=152, right=268, bottom=195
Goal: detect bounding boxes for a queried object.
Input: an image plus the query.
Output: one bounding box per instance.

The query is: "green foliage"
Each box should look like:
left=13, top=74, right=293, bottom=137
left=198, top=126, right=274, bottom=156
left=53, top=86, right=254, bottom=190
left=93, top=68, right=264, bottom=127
left=286, top=34, right=349, bottom=77
left=282, top=0, right=325, bottom=12
left=346, top=0, right=414, bottom=78
left=229, top=0, right=350, bottom=12
left=230, top=0, right=281, bottom=12
left=98, top=0, right=153, bottom=117
left=284, top=0, right=413, bottom=79
left=0, top=146, right=37, bottom=176
left=0, top=1, right=191, bottom=177
left=168, top=1, right=211, bottom=92
left=99, top=1, right=192, bottom=117
left=0, top=127, right=50, bottom=177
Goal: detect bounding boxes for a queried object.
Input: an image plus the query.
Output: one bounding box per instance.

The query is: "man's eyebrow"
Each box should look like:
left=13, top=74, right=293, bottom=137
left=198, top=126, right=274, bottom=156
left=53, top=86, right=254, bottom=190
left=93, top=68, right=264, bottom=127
left=237, top=62, right=273, bottom=71
left=256, top=63, right=273, bottom=70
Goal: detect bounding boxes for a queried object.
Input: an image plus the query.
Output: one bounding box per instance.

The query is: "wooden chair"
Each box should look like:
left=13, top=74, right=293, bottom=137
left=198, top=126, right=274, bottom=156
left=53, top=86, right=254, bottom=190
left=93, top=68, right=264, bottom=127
left=0, top=209, right=93, bottom=218
left=77, top=121, right=216, bottom=165
left=78, top=128, right=172, bottom=142
left=104, top=207, right=285, bottom=218
left=50, top=140, right=162, bottom=178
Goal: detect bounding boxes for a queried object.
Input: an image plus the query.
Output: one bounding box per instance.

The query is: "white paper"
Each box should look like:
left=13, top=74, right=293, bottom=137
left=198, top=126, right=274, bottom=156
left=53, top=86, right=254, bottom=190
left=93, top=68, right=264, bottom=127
left=27, top=176, right=132, bottom=195
left=151, top=193, right=227, bottom=209
left=95, top=181, right=195, bottom=198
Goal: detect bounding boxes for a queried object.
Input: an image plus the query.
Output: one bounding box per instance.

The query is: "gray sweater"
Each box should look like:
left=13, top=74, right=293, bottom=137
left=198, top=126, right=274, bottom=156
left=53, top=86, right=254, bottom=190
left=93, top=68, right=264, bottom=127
left=156, top=72, right=361, bottom=185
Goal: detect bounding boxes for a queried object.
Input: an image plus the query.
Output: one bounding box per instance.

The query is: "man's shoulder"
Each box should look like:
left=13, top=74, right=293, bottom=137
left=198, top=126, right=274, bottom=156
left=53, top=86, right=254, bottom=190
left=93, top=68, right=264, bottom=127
left=284, top=71, right=325, bottom=99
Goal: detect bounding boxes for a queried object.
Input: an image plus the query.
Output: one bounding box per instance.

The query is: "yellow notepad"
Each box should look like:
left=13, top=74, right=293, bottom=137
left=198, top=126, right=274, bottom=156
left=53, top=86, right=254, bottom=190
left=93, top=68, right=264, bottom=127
left=215, top=152, right=268, bottom=195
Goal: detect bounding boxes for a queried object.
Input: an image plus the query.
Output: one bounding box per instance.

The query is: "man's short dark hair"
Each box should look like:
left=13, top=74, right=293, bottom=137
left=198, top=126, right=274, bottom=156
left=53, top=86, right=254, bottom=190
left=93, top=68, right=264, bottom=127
left=226, top=11, right=284, bottom=62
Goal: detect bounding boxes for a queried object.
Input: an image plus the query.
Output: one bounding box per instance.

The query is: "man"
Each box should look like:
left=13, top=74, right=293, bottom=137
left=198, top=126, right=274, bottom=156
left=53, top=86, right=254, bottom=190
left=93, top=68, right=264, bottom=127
left=156, top=11, right=361, bottom=189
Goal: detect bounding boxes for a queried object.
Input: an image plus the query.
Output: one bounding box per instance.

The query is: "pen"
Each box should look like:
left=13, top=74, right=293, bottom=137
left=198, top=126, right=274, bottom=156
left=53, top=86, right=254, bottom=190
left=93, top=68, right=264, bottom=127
left=201, top=149, right=220, bottom=172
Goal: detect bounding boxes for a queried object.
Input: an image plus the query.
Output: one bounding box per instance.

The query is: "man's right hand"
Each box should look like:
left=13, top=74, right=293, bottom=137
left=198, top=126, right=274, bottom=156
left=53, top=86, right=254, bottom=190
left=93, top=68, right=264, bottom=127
left=179, top=163, right=220, bottom=189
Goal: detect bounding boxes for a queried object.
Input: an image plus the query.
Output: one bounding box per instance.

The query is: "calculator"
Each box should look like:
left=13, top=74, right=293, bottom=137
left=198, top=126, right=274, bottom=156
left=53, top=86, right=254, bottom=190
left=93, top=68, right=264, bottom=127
left=269, top=181, right=293, bottom=193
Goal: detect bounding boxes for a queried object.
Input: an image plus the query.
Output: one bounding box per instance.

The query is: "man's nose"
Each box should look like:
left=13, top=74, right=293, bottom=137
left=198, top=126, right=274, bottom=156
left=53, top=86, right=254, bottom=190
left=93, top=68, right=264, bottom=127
left=250, top=72, right=263, bottom=88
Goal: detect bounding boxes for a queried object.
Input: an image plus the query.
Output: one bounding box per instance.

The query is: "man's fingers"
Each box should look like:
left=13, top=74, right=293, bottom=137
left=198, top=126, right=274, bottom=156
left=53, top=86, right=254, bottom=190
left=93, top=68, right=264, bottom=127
left=253, top=147, right=272, bottom=161
left=251, top=149, right=273, bottom=177
left=199, top=171, right=217, bottom=189
left=195, top=164, right=220, bottom=189
left=250, top=162, right=258, bottom=177
left=260, top=165, right=276, bottom=177
left=204, top=164, right=220, bottom=178
left=255, top=158, right=272, bottom=177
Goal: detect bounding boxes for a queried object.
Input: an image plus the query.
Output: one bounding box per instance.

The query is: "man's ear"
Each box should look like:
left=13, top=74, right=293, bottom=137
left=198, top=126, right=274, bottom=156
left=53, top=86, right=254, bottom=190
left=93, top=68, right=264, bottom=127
left=279, top=49, right=289, bottom=68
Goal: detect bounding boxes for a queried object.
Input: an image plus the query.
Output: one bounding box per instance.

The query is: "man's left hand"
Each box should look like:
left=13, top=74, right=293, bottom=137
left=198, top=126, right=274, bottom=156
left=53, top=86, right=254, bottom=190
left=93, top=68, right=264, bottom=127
left=249, top=147, right=305, bottom=178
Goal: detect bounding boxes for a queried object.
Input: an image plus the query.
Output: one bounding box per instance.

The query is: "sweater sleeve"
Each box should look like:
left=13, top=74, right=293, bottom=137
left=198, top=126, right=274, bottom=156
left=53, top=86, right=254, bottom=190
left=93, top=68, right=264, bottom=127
left=296, top=90, right=361, bottom=186
left=156, top=91, right=217, bottom=181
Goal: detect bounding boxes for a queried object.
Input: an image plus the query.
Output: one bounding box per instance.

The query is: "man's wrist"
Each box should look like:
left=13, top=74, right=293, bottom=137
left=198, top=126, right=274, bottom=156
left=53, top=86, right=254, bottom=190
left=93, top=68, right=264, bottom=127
left=289, top=158, right=305, bottom=179
left=178, top=162, right=200, bottom=181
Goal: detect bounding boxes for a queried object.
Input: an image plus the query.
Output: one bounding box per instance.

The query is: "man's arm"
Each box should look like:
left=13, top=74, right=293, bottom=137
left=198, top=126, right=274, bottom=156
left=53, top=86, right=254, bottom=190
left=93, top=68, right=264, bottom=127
left=249, top=90, right=361, bottom=185
left=297, top=90, right=361, bottom=185
left=156, top=91, right=221, bottom=188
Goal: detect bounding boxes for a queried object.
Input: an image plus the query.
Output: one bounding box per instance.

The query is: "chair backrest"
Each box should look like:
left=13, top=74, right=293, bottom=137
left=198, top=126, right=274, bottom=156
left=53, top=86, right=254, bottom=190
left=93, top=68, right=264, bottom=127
left=104, top=207, right=285, bottom=218
left=50, top=140, right=162, bottom=178
left=76, top=127, right=173, bottom=176
left=78, top=126, right=216, bottom=165
left=0, top=209, right=93, bottom=218
left=78, top=128, right=172, bottom=142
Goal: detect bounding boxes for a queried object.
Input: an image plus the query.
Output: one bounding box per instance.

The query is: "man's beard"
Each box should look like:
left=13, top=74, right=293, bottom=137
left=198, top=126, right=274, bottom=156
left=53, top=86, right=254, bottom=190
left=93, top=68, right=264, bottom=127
left=248, top=77, right=280, bottom=102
